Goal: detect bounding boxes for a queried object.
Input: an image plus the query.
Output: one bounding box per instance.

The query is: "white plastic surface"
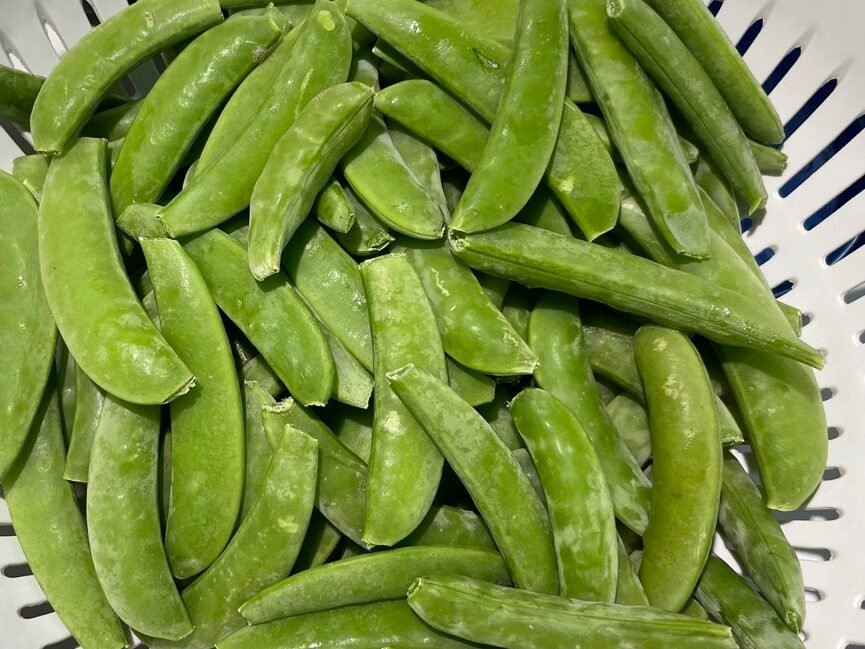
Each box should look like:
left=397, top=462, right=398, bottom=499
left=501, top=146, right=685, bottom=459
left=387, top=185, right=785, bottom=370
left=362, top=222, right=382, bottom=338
left=1, top=0, right=864, bottom=648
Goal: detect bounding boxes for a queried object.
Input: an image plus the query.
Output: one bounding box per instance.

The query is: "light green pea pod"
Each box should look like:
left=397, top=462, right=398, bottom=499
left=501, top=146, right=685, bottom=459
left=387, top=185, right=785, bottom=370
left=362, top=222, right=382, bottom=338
left=11, top=154, right=50, bottom=201
left=55, top=341, right=77, bottom=443
left=82, top=100, right=143, bottom=141
left=512, top=447, right=546, bottom=504
left=500, top=283, right=534, bottom=342
left=607, top=392, right=651, bottom=467
left=476, top=272, right=510, bottom=310
left=389, top=123, right=450, bottom=218
left=516, top=189, right=574, bottom=236
left=240, top=355, right=283, bottom=397
left=586, top=112, right=698, bottom=165
left=63, top=367, right=106, bottom=483
left=401, top=505, right=496, bottom=549
left=320, top=322, right=373, bottom=409
left=750, top=140, right=788, bottom=174
left=423, top=0, right=520, bottom=43
left=683, top=598, right=710, bottom=620
left=325, top=403, right=373, bottom=463
left=477, top=388, right=524, bottom=451
left=0, top=64, right=43, bottom=127
left=695, top=157, right=740, bottom=232
left=333, top=184, right=395, bottom=255
left=567, top=50, right=592, bottom=103
left=293, top=511, right=343, bottom=572
left=615, top=535, right=649, bottom=605
left=447, top=358, right=495, bottom=406
left=314, top=178, right=355, bottom=233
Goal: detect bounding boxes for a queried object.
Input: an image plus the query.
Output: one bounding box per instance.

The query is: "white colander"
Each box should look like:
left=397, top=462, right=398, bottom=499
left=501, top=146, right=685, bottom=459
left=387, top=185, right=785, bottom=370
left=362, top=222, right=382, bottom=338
left=1, top=0, right=864, bottom=647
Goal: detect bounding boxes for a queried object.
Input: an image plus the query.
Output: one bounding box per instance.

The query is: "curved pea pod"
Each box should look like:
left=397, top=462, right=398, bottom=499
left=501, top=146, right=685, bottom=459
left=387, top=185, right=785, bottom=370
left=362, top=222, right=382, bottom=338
left=408, top=574, right=737, bottom=649
left=326, top=403, right=373, bottom=462
left=248, top=82, right=374, bottom=279
left=400, top=505, right=495, bottom=549
left=240, top=355, right=283, bottom=397
left=388, top=122, right=450, bottom=217
left=718, top=454, right=804, bottom=632
left=511, top=388, right=618, bottom=601
left=360, top=254, right=447, bottom=546
left=56, top=341, right=77, bottom=443
left=528, top=292, right=651, bottom=534
left=142, top=238, right=245, bottom=579
left=293, top=511, right=343, bottom=572
left=695, top=157, right=740, bottom=232
left=0, top=64, right=43, bottom=127
left=31, top=0, right=223, bottom=153
left=82, top=100, right=143, bottom=141
left=87, top=394, right=191, bottom=639
left=241, top=545, right=509, bottom=623
left=5, top=386, right=127, bottom=649
left=240, top=381, right=276, bottom=521
left=607, top=393, right=651, bottom=467
left=477, top=388, right=524, bottom=450
left=11, top=154, right=50, bottom=201
left=511, top=447, right=545, bottom=503
left=447, top=358, right=495, bottom=406
left=183, top=229, right=334, bottom=406
left=448, top=223, right=824, bottom=368
left=63, top=367, right=106, bottom=483
left=333, top=184, right=395, bottom=255
left=750, top=140, right=788, bottom=174
left=387, top=363, right=558, bottom=593
left=501, top=283, right=534, bottom=342
left=615, top=536, right=649, bottom=606
left=0, top=171, right=56, bottom=480
left=158, top=0, right=352, bottom=237
left=320, top=323, right=373, bottom=409
left=635, top=326, right=722, bottom=612
left=516, top=189, right=574, bottom=236
left=315, top=178, right=355, bottom=233
left=696, top=557, right=806, bottom=649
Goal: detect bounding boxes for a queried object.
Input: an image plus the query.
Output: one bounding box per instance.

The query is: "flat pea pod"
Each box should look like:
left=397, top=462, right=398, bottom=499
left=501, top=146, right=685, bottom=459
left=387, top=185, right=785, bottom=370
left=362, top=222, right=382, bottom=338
left=56, top=341, right=77, bottom=443
left=695, top=156, right=740, bottom=232
left=11, top=154, right=50, bottom=201
left=325, top=403, right=373, bottom=463
left=248, top=81, right=374, bottom=279
left=387, top=363, right=558, bottom=594
left=696, top=557, right=806, bottom=649
left=407, top=574, right=737, bottom=649
left=360, top=254, right=447, bottom=546
left=39, top=138, right=193, bottom=404
left=0, top=171, right=56, bottom=480
left=240, top=355, right=283, bottom=398
left=143, top=238, right=245, bottom=579
left=315, top=178, right=355, bottom=233
left=87, top=394, right=191, bottom=639
left=333, top=184, right=395, bottom=255
left=400, top=239, right=537, bottom=375
left=511, top=448, right=545, bottom=503
left=450, top=0, right=568, bottom=232
left=241, top=381, right=276, bottom=521
left=477, top=388, right=524, bottom=451
left=500, top=283, right=534, bottom=342
left=0, top=64, right=43, bottom=127
left=320, top=323, right=373, bottom=409
left=718, top=454, right=804, bottom=632
left=63, top=367, right=106, bottom=483
left=567, top=50, right=592, bottom=103
left=31, top=0, right=223, bottom=153
left=183, top=229, right=334, bottom=406
left=606, top=393, right=651, bottom=467
left=401, top=505, right=496, bottom=549
left=293, top=511, right=343, bottom=572
left=448, top=223, right=823, bottom=368
left=110, top=14, right=282, bottom=216
left=615, top=536, right=649, bottom=606
left=241, top=545, right=509, bottom=623
left=389, top=122, right=450, bottom=217
left=634, top=326, right=722, bottom=612
left=516, top=189, right=574, bottom=236
left=5, top=386, right=127, bottom=649
left=528, top=292, right=651, bottom=534
left=145, top=425, right=318, bottom=649
left=446, top=358, right=495, bottom=406
left=750, top=140, right=788, bottom=174
left=511, top=388, right=618, bottom=601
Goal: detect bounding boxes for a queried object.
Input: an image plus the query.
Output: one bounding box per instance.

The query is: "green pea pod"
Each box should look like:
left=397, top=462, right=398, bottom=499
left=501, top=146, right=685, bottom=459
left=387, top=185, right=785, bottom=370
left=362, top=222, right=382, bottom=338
left=407, top=574, right=737, bottom=649
left=447, top=358, right=495, bottom=406
left=516, top=189, right=574, bottom=235
left=477, top=388, right=524, bottom=450
left=634, top=326, right=722, bottom=612
left=607, top=393, right=651, bottom=466
left=389, top=127, right=450, bottom=219
left=0, top=64, right=43, bottom=127
left=476, top=272, right=510, bottom=310
left=82, top=100, right=143, bottom=141
left=695, top=157, right=740, bottom=232
left=326, top=403, right=373, bottom=463
left=11, top=154, right=50, bottom=202
left=401, top=505, right=496, bottom=549
left=448, top=223, right=823, bottom=368
left=241, top=545, right=509, bottom=623
left=528, top=292, right=651, bottom=534
left=248, top=82, right=374, bottom=279
left=31, top=0, right=223, bottom=153
left=183, top=229, right=334, bottom=406
left=315, top=178, right=355, bottom=233
left=320, top=323, right=373, bottom=409
left=5, top=385, right=127, bottom=649
left=87, top=394, right=191, bottom=639
left=56, top=341, right=77, bottom=443
left=240, top=355, right=283, bottom=397
left=567, top=50, right=592, bottom=103
left=293, top=511, right=343, bottom=572
left=500, top=283, right=534, bottom=342
left=510, top=388, right=617, bottom=601
left=423, top=0, right=519, bottom=43
left=0, top=171, right=56, bottom=480
left=750, top=140, right=788, bottom=174
left=615, top=536, right=649, bottom=605
left=241, top=381, right=276, bottom=521
left=586, top=112, right=699, bottom=166
left=360, top=254, right=447, bottom=546
left=511, top=447, right=545, bottom=503
left=159, top=0, right=352, bottom=237
left=333, top=184, right=395, bottom=255
left=696, top=557, right=806, bottom=649
left=387, top=363, right=558, bottom=593
left=63, top=367, right=106, bottom=483
left=39, top=138, right=193, bottom=404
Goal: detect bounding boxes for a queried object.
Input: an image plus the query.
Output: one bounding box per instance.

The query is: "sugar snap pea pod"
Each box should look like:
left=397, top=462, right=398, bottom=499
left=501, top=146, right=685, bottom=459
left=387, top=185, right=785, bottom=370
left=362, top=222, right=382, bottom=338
left=88, top=394, right=191, bottom=639
left=0, top=64, right=43, bottom=127
left=750, top=140, right=788, bottom=174
left=447, top=358, right=495, bottom=406
left=82, top=100, right=142, bottom=140
left=615, top=536, right=649, bottom=605
left=11, top=154, right=50, bottom=201
left=63, top=368, right=106, bottom=483
left=241, top=381, right=276, bottom=521
left=694, top=157, right=740, bottom=232
left=449, top=223, right=824, bottom=368
left=56, top=342, right=77, bottom=442
left=683, top=599, right=710, bottom=620
left=500, top=283, right=534, bottom=342
left=516, top=190, right=574, bottom=236
left=0, top=171, right=56, bottom=480
left=477, top=388, right=524, bottom=450
left=333, top=184, right=395, bottom=255
left=511, top=388, right=618, bottom=601
left=241, top=355, right=283, bottom=397
left=718, top=454, right=804, bottom=632
left=567, top=51, right=592, bottom=103
left=408, top=574, right=737, bottom=649
left=39, top=139, right=193, bottom=404
left=248, top=82, right=374, bottom=279
left=607, top=393, right=651, bottom=467
left=389, top=121, right=450, bottom=217
left=325, top=403, right=373, bottom=463
left=293, top=511, right=343, bottom=572
left=634, top=326, right=722, bottom=612
left=31, top=0, right=223, bottom=153
left=143, top=239, right=245, bottom=579
left=315, top=178, right=355, bottom=233
left=387, top=364, right=558, bottom=593
left=511, top=447, right=545, bottom=503
left=696, top=557, right=806, bottom=649
left=401, top=505, right=496, bottom=549
left=476, top=272, right=510, bottom=310
left=360, top=254, right=447, bottom=546
left=183, top=229, right=334, bottom=406
left=320, top=323, right=373, bottom=408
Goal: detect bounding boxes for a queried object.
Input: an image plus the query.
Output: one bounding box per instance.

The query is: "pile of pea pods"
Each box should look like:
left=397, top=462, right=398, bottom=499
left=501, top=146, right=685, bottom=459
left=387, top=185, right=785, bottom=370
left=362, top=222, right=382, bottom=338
left=0, top=0, right=825, bottom=647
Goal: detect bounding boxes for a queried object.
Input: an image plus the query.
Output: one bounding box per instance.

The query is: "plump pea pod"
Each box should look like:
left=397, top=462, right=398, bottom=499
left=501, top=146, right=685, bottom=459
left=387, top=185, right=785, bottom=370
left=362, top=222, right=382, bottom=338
left=408, top=574, right=737, bottom=649
left=0, top=64, right=43, bottom=127
left=142, top=238, right=245, bottom=579
left=516, top=189, right=574, bottom=235
left=634, top=326, right=722, bottom=612
left=477, top=388, right=524, bottom=450
left=389, top=122, right=450, bottom=216
left=567, top=50, right=592, bottom=103
left=333, top=184, right=395, bottom=255
left=694, top=157, right=740, bottom=232
left=421, top=0, right=520, bottom=43
left=401, top=505, right=497, bottom=549
left=248, top=82, right=374, bottom=279
left=587, top=112, right=700, bottom=167
left=87, top=394, right=191, bottom=639
left=400, top=239, right=537, bottom=375
left=11, top=154, right=50, bottom=201
left=0, top=171, right=56, bottom=480
left=320, top=323, right=373, bottom=408
left=5, top=386, right=127, bottom=649
left=450, top=0, right=568, bottom=232
left=183, top=229, right=334, bottom=406
left=240, top=355, right=283, bottom=397
left=387, top=363, right=559, bottom=593
left=696, top=557, right=806, bottom=649
left=528, top=292, right=651, bottom=534
left=110, top=14, right=281, bottom=216
left=447, top=358, right=495, bottom=406
left=315, top=178, right=355, bottom=233
left=146, top=425, right=318, bottom=649
left=241, top=381, right=276, bottom=521
left=607, top=393, right=651, bottom=466
left=31, top=0, right=223, bottom=153
left=360, top=254, right=447, bottom=546
left=606, top=0, right=765, bottom=213
left=158, top=0, right=351, bottom=237
left=241, top=545, right=509, bottom=623
left=63, top=367, right=106, bottom=483
left=82, top=100, right=142, bottom=141
left=615, top=536, right=649, bottom=605
left=511, top=388, right=618, bottom=601
left=750, top=140, right=788, bottom=174
left=448, top=223, right=824, bottom=368
left=718, top=454, right=804, bottom=632
left=293, top=511, right=343, bottom=572
left=326, top=403, right=373, bottom=462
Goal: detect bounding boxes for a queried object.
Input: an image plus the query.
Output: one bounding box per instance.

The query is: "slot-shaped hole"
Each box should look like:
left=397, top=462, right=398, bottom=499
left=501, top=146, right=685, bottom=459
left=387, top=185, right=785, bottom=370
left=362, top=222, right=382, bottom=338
left=736, top=19, right=764, bottom=56
left=828, top=426, right=842, bottom=440
left=820, top=386, right=836, bottom=401
left=2, top=562, right=33, bottom=578
left=800, top=312, right=812, bottom=327
left=823, top=466, right=843, bottom=481
left=776, top=507, right=840, bottom=522
left=0, top=122, right=36, bottom=156
left=19, top=600, right=54, bottom=619
left=826, top=231, right=865, bottom=265
left=845, top=644, right=865, bottom=649
left=80, top=0, right=101, bottom=27
left=858, top=330, right=865, bottom=344
left=763, top=47, right=802, bottom=95
left=707, top=0, right=723, bottom=17
left=43, top=637, right=79, bottom=649
left=5, top=50, right=28, bottom=72
left=785, top=79, right=838, bottom=139
left=804, top=587, right=823, bottom=602
left=754, top=246, right=776, bottom=265
left=42, top=21, right=67, bottom=57
left=793, top=546, right=833, bottom=562
left=772, top=279, right=795, bottom=298
left=0, top=523, right=14, bottom=536
left=843, top=281, right=865, bottom=304
left=803, top=171, right=865, bottom=231
left=740, top=216, right=754, bottom=232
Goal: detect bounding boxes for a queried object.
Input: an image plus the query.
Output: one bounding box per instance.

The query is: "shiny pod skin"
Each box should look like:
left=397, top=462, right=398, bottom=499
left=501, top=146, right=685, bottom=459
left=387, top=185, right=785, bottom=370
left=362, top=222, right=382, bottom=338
left=401, top=505, right=496, bottom=549
left=240, top=381, right=276, bottom=522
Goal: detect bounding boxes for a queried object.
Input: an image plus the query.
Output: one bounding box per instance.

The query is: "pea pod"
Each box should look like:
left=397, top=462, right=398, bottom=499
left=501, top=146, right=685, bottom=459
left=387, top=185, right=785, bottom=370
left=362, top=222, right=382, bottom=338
left=389, top=122, right=449, bottom=215
left=695, top=157, right=740, bottom=232
left=516, top=190, right=574, bottom=236
left=447, top=358, right=495, bottom=406
left=750, top=140, right=788, bottom=174
left=241, top=381, right=276, bottom=521
left=586, top=112, right=699, bottom=166
left=240, top=355, right=283, bottom=398
left=320, top=323, right=373, bottom=409
left=0, top=64, right=43, bottom=127
left=360, top=254, right=447, bottom=546
left=11, top=154, right=50, bottom=201
left=326, top=403, right=373, bottom=462
left=315, top=178, right=355, bottom=233
left=512, top=448, right=545, bottom=503
left=501, top=283, right=534, bottom=342
left=402, top=505, right=496, bottom=549
left=615, top=536, right=649, bottom=606
left=634, top=326, right=722, bottom=612
left=333, top=184, right=395, bottom=255
left=63, top=367, right=106, bottom=483
left=56, top=341, right=77, bottom=443
left=477, top=389, right=524, bottom=451
left=293, top=511, right=343, bottom=572
left=82, top=100, right=143, bottom=141
left=607, top=393, right=651, bottom=466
